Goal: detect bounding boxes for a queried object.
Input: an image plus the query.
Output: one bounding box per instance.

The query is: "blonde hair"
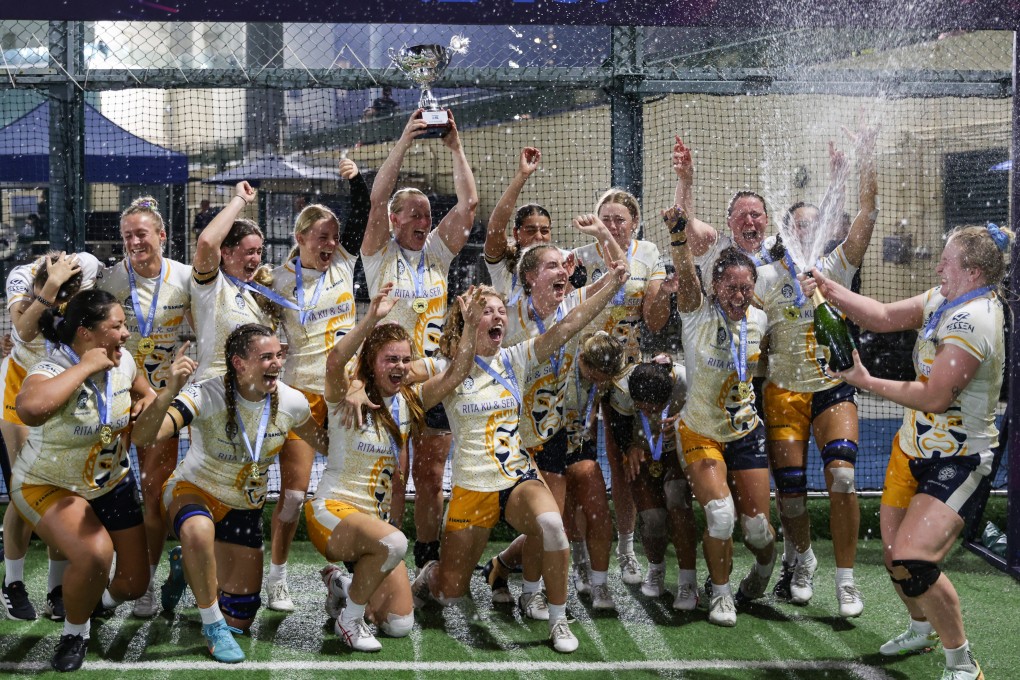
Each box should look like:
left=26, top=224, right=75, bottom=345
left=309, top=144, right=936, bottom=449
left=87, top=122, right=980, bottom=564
left=286, top=204, right=340, bottom=262
left=120, top=196, right=166, bottom=247
left=438, top=285, right=501, bottom=359
left=388, top=188, right=429, bottom=217
left=577, top=331, right=625, bottom=377
left=947, top=225, right=1013, bottom=287
left=596, top=187, right=641, bottom=226
left=516, top=244, right=560, bottom=296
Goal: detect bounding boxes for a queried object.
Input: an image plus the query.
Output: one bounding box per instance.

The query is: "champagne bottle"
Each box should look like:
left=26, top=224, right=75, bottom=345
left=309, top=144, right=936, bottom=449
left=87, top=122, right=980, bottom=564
left=811, top=289, right=856, bottom=372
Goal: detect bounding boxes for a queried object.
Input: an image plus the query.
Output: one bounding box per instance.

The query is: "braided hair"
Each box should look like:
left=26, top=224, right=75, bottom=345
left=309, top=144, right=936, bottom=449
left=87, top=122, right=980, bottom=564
left=223, top=324, right=279, bottom=441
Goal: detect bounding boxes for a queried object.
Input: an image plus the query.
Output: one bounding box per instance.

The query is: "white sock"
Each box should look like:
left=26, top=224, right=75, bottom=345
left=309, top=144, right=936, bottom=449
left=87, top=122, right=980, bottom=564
left=198, top=602, right=224, bottom=626
left=711, top=581, right=732, bottom=598
left=547, top=602, right=566, bottom=625
left=64, top=619, right=91, bottom=639
left=522, top=579, right=541, bottom=596
left=268, top=562, right=287, bottom=581
left=678, top=569, right=697, bottom=586
left=48, top=559, right=68, bottom=592
left=101, top=590, right=122, bottom=609
left=944, top=641, right=976, bottom=670
left=591, top=570, right=608, bottom=586
left=648, top=561, right=665, bottom=573
left=910, top=618, right=934, bottom=634
left=796, top=547, right=816, bottom=566
left=341, top=599, right=367, bottom=623
left=4, top=557, right=25, bottom=585
left=835, top=567, right=854, bottom=586
left=149, top=564, right=158, bottom=580
left=617, top=532, right=635, bottom=556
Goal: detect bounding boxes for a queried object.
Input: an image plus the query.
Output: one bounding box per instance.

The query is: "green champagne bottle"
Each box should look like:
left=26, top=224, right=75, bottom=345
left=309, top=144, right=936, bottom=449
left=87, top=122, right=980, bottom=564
left=811, top=289, right=856, bottom=372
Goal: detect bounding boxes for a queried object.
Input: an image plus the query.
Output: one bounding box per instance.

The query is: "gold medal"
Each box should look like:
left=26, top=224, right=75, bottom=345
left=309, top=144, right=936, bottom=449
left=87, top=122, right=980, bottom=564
left=648, top=460, right=664, bottom=478
left=99, top=425, right=113, bottom=446
left=610, top=306, right=627, bottom=322
left=783, top=305, right=800, bottom=322
left=248, top=462, right=261, bottom=480
left=737, top=382, right=752, bottom=401
left=412, top=298, right=429, bottom=314
left=137, top=337, right=155, bottom=355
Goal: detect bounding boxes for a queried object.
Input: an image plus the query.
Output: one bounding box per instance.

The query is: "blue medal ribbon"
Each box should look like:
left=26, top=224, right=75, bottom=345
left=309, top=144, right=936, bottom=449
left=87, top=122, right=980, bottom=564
left=234, top=392, right=272, bottom=474
left=397, top=240, right=429, bottom=302
left=224, top=273, right=300, bottom=312
left=782, top=252, right=806, bottom=308
left=574, top=361, right=599, bottom=440
left=921, top=286, right=995, bottom=341
left=528, top=295, right=565, bottom=377
left=126, top=258, right=164, bottom=341
left=294, top=256, right=328, bottom=325
left=474, top=351, right=521, bottom=405
left=749, top=243, right=773, bottom=267
left=508, top=272, right=522, bottom=306
left=610, top=240, right=637, bottom=309
left=639, top=405, right=671, bottom=462
left=716, top=304, right=748, bottom=383
left=62, top=345, right=113, bottom=437
left=386, top=393, right=403, bottom=478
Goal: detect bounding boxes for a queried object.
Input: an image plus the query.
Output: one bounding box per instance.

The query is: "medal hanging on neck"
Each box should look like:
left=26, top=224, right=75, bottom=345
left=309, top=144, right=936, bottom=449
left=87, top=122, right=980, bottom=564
left=608, top=241, right=636, bottom=323
left=781, top=253, right=806, bottom=322
left=749, top=243, right=773, bottom=267
left=63, top=345, right=115, bottom=446
left=921, top=286, right=995, bottom=342
left=474, top=351, right=521, bottom=406
left=575, top=359, right=599, bottom=442
left=716, top=304, right=751, bottom=402
left=528, top=295, right=565, bottom=377
left=126, top=258, right=165, bottom=356
left=399, top=244, right=430, bottom=315
left=639, top=404, right=670, bottom=478
left=234, top=392, right=272, bottom=482
left=224, top=273, right=300, bottom=318
left=294, top=255, right=328, bottom=325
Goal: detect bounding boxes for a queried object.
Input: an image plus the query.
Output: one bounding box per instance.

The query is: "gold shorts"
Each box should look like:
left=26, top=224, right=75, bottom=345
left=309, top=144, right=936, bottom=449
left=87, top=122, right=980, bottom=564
left=304, top=497, right=363, bottom=557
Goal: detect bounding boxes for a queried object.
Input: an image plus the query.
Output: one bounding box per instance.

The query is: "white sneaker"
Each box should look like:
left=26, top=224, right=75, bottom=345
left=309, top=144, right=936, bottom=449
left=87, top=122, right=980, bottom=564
left=411, top=561, right=438, bottom=608
left=708, top=592, right=737, bottom=627
left=571, top=562, right=592, bottom=597
left=737, top=565, right=771, bottom=603
left=265, top=578, right=295, bottom=612
left=941, top=661, right=984, bottom=680
left=518, top=591, right=550, bottom=621
left=879, top=624, right=940, bottom=656
left=640, top=568, right=666, bottom=598
left=132, top=580, right=159, bottom=618
left=549, top=618, right=578, bottom=653
left=320, top=565, right=349, bottom=619
left=591, top=583, right=616, bottom=611
left=672, top=581, right=698, bottom=611
left=789, top=558, right=817, bottom=604
left=335, top=612, right=382, bottom=652
left=618, top=553, right=643, bottom=585
left=836, top=582, right=864, bottom=618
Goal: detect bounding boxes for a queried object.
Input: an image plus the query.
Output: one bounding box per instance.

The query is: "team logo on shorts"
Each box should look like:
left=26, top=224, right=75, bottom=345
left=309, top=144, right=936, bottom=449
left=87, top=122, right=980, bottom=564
left=937, top=466, right=957, bottom=482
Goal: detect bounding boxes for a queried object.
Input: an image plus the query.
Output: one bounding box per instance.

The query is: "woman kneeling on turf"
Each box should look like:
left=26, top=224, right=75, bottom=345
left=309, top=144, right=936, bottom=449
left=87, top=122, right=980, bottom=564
left=133, top=324, right=327, bottom=663
left=308, top=284, right=418, bottom=651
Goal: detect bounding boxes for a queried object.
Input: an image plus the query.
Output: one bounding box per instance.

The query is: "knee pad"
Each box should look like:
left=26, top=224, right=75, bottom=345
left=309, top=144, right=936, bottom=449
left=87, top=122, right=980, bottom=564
left=218, top=590, right=261, bottom=620
left=828, top=466, right=856, bottom=494
left=777, top=494, right=807, bottom=519
left=639, top=508, right=668, bottom=538
left=380, top=611, right=414, bottom=638
left=740, top=513, right=773, bottom=550
left=277, top=489, right=305, bottom=523
left=379, top=531, right=409, bottom=572
left=663, top=478, right=690, bottom=511
left=821, top=439, right=858, bottom=466
left=536, top=511, right=569, bottom=551
left=889, top=559, right=941, bottom=598
left=173, top=503, right=213, bottom=538
left=774, top=466, right=808, bottom=495
left=704, top=496, right=735, bottom=541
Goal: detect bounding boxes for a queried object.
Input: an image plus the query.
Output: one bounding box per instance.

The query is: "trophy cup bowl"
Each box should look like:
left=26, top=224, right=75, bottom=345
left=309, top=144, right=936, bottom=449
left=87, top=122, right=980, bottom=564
left=388, top=44, right=454, bottom=138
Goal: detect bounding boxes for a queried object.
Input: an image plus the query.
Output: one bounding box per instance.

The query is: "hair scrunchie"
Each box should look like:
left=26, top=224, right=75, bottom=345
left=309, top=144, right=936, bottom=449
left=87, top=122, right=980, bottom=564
left=987, top=222, right=1009, bottom=252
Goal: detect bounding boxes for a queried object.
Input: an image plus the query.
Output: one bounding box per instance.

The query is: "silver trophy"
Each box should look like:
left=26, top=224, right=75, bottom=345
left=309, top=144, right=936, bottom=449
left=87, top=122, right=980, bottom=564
left=388, top=36, right=469, bottom=138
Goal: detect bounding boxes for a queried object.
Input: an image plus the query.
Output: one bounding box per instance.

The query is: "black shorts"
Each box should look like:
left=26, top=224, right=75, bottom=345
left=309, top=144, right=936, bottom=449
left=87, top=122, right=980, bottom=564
left=910, top=451, right=993, bottom=524
left=723, top=424, right=769, bottom=471
left=497, top=469, right=542, bottom=524
left=604, top=407, right=634, bottom=452
left=423, top=402, right=451, bottom=431
left=533, top=428, right=598, bottom=475
left=215, top=507, right=264, bottom=550
left=811, top=381, right=858, bottom=420
left=89, top=473, right=144, bottom=533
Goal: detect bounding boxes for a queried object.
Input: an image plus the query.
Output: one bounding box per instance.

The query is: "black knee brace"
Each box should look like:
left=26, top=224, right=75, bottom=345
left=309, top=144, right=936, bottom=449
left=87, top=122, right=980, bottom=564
left=889, top=559, right=941, bottom=597
left=219, top=590, right=261, bottom=620
left=821, top=438, right=858, bottom=465
left=173, top=503, right=213, bottom=538
left=773, top=466, right=807, bottom=495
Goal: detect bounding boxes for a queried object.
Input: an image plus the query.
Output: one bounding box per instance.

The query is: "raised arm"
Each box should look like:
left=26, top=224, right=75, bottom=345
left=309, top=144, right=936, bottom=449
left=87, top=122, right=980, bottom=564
left=193, top=181, right=256, bottom=274
left=534, top=259, right=629, bottom=363
left=840, top=124, right=880, bottom=268
left=817, top=140, right=849, bottom=239
left=672, top=136, right=718, bottom=258
left=362, top=111, right=428, bottom=256
left=13, top=253, right=81, bottom=343
left=666, top=205, right=703, bottom=313
left=420, top=287, right=482, bottom=409
left=572, top=214, right=624, bottom=265
left=338, top=159, right=371, bottom=256
left=812, top=268, right=924, bottom=333
left=323, top=283, right=396, bottom=403
left=16, top=348, right=115, bottom=427
left=485, top=147, right=541, bottom=262
left=435, top=112, right=480, bottom=256
left=132, top=343, right=197, bottom=446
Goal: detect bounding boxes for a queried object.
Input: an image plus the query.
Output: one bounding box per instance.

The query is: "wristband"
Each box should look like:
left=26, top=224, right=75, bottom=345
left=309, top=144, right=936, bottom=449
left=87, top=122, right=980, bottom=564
left=670, top=239, right=687, bottom=247
left=34, top=295, right=56, bottom=309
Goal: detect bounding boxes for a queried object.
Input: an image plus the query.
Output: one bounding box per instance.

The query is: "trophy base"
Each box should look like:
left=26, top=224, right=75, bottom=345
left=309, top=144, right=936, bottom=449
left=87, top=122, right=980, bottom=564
left=419, top=109, right=450, bottom=138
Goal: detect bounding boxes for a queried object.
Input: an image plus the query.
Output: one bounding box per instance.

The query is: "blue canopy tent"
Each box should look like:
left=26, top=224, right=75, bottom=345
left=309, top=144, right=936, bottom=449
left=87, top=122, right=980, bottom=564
left=0, top=101, right=187, bottom=184
left=990, top=160, right=1012, bottom=171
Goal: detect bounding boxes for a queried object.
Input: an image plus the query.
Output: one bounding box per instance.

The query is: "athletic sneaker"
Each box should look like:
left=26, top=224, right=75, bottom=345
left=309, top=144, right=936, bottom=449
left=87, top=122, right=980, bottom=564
left=773, top=560, right=794, bottom=601
left=265, top=577, right=294, bottom=612
left=571, top=561, right=592, bottom=597
left=51, top=633, right=88, bottom=672
left=591, top=583, right=616, bottom=611
left=672, top=582, right=699, bottom=611
left=736, top=566, right=771, bottom=604
left=411, top=560, right=438, bottom=608
left=789, top=557, right=817, bottom=604
left=618, top=553, right=643, bottom=585
left=44, top=586, right=66, bottom=621
left=549, top=618, right=578, bottom=653
left=132, top=581, right=158, bottom=618
left=202, top=620, right=245, bottom=663
left=879, top=625, right=940, bottom=656
left=2, top=580, right=36, bottom=620
left=335, top=612, right=382, bottom=652
left=161, top=546, right=187, bottom=612
left=481, top=557, right=513, bottom=604
left=518, top=591, right=550, bottom=621
left=836, top=582, right=864, bottom=618
left=941, top=661, right=984, bottom=680
left=320, top=564, right=349, bottom=619
left=91, top=598, right=117, bottom=620
left=640, top=568, right=666, bottom=598
left=708, top=592, right=737, bottom=627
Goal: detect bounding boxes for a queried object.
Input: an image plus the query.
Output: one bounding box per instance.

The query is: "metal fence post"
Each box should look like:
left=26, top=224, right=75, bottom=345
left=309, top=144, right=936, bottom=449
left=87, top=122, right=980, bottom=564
left=47, top=20, right=85, bottom=252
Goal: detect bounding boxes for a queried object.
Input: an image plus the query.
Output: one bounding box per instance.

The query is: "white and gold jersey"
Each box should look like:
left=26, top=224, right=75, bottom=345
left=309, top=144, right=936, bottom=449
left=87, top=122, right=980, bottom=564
left=485, top=256, right=521, bottom=303
left=896, top=288, right=1004, bottom=460
left=678, top=300, right=766, bottom=442
left=13, top=351, right=136, bottom=500
left=190, top=269, right=275, bottom=382
left=754, top=245, right=857, bottom=393
left=96, top=258, right=192, bottom=390
left=443, top=341, right=536, bottom=492
left=272, top=252, right=358, bottom=395
left=361, top=233, right=454, bottom=357
left=573, top=239, right=665, bottom=363
left=504, top=289, right=586, bottom=448
left=318, top=387, right=418, bottom=521
left=169, top=377, right=311, bottom=510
